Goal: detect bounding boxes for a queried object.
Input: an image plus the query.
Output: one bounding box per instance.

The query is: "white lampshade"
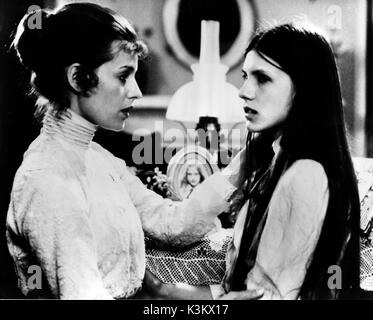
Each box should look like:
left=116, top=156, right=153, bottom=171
left=166, top=20, right=244, bottom=124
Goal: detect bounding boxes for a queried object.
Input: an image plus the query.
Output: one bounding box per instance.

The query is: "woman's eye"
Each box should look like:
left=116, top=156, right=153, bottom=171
left=257, top=74, right=271, bottom=84
left=119, top=73, right=129, bottom=84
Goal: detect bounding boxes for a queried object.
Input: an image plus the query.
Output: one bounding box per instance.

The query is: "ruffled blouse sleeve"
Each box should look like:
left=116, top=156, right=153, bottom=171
left=244, top=160, right=329, bottom=299
left=116, top=159, right=237, bottom=247
left=6, top=169, right=113, bottom=299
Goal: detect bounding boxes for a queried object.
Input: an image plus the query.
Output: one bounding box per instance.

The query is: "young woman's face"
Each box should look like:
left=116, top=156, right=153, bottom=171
left=186, top=165, right=201, bottom=187
left=239, top=50, right=294, bottom=137
left=76, top=45, right=142, bottom=131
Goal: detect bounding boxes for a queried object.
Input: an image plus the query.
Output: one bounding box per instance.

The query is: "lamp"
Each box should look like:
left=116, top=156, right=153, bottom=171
left=166, top=20, right=244, bottom=165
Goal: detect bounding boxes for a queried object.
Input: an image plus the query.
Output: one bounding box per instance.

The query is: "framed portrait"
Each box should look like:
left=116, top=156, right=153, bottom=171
left=166, top=145, right=219, bottom=200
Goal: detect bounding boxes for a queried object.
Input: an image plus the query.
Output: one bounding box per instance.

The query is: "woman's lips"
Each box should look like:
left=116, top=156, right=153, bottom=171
left=120, top=106, right=133, bottom=119
left=243, top=106, right=258, bottom=118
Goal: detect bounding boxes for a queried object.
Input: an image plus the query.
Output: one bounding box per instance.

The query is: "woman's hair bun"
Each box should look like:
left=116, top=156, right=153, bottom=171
left=12, top=8, right=51, bottom=71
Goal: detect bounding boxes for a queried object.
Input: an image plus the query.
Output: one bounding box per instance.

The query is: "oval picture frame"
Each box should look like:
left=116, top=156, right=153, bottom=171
left=167, top=145, right=219, bottom=200
left=162, top=0, right=257, bottom=69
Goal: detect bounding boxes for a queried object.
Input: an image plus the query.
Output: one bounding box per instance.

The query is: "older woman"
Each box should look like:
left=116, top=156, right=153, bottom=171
left=6, top=2, right=250, bottom=299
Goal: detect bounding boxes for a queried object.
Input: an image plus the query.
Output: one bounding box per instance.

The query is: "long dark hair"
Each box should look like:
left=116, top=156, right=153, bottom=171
left=11, top=2, right=148, bottom=117
left=244, top=23, right=360, bottom=299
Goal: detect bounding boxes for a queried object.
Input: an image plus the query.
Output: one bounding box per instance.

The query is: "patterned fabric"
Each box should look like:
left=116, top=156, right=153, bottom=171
left=6, top=107, right=236, bottom=299
left=145, top=229, right=233, bottom=285
left=352, top=157, right=373, bottom=291
left=361, top=237, right=373, bottom=291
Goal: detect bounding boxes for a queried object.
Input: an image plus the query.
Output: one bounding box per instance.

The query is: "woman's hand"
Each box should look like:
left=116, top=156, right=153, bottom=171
left=216, top=289, right=264, bottom=300
left=134, top=269, right=172, bottom=299
left=221, top=147, right=248, bottom=189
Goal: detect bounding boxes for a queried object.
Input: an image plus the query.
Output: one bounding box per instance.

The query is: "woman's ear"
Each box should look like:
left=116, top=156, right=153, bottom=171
left=66, top=63, right=83, bottom=93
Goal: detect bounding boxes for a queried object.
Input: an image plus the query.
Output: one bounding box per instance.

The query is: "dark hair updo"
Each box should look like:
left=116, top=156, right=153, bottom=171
left=12, top=2, right=148, bottom=115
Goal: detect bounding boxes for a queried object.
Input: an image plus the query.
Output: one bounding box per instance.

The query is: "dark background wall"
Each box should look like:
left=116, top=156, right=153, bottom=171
left=0, top=0, right=45, bottom=298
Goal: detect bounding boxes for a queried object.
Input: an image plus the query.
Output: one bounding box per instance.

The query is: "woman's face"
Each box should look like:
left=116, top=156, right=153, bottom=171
left=186, top=165, right=201, bottom=187
left=239, top=50, right=294, bottom=137
left=75, top=44, right=142, bottom=131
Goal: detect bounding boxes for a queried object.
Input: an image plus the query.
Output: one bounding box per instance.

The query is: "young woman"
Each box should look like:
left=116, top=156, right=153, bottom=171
left=6, top=3, right=250, bottom=299
left=141, top=23, right=361, bottom=300
left=179, top=164, right=205, bottom=199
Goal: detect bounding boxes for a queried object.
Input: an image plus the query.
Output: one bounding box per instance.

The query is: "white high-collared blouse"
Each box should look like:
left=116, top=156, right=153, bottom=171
left=6, top=108, right=236, bottom=299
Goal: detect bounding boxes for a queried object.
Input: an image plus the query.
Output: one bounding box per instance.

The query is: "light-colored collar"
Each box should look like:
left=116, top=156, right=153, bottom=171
left=272, top=135, right=282, bottom=158
left=42, top=106, right=98, bottom=148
